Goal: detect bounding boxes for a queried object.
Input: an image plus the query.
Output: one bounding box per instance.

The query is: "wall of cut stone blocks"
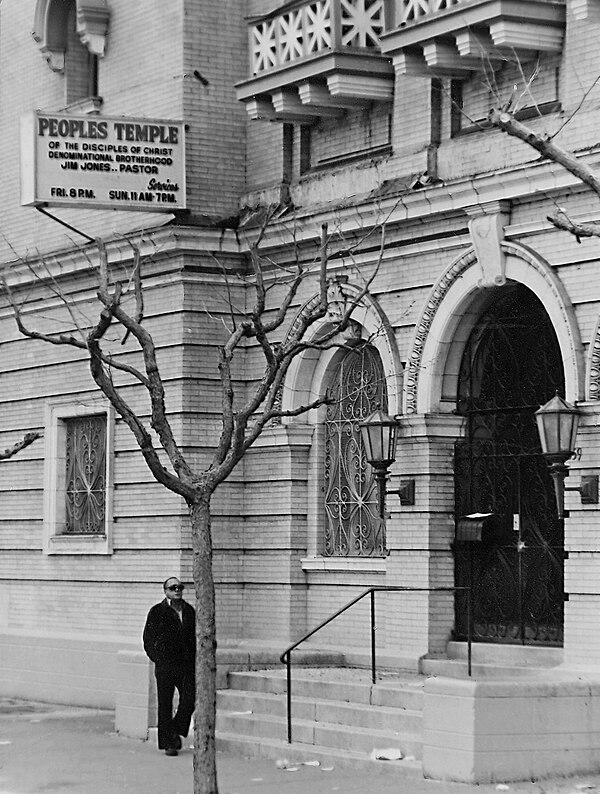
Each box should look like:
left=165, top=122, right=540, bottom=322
left=3, top=0, right=600, bottom=712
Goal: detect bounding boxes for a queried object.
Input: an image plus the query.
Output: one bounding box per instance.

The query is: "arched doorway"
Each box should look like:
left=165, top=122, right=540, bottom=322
left=454, top=284, right=565, bottom=645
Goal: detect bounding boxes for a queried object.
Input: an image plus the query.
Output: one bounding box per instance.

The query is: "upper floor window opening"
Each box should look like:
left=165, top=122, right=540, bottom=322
left=32, top=0, right=109, bottom=111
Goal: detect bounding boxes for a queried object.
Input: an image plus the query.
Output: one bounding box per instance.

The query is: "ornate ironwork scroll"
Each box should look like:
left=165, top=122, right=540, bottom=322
left=64, top=414, right=106, bottom=534
left=454, top=285, right=565, bottom=645
left=324, top=344, right=387, bottom=556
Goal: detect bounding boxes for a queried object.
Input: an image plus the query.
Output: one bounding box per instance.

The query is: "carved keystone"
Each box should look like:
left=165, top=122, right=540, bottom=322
left=465, top=201, right=512, bottom=288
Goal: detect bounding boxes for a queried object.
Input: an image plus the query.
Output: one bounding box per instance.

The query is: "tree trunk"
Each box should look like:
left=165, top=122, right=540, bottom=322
left=190, top=496, right=219, bottom=794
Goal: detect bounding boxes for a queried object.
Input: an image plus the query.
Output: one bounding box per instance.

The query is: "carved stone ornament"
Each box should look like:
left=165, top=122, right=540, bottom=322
left=465, top=201, right=511, bottom=288
left=325, top=276, right=350, bottom=322
left=76, top=0, right=110, bottom=57
left=588, top=318, right=600, bottom=400
left=404, top=250, right=476, bottom=415
left=33, top=0, right=110, bottom=72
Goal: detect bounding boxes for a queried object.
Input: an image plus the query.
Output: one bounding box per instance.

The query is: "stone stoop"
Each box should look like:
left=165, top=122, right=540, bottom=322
left=420, top=641, right=563, bottom=679
left=216, top=668, right=425, bottom=778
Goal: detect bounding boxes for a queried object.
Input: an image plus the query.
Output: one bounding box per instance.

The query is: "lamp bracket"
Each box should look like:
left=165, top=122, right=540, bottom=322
left=564, top=474, right=599, bottom=505
left=388, top=478, right=415, bottom=506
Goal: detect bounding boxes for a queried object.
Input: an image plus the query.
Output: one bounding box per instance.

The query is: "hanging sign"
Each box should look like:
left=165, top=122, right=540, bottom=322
left=20, top=111, right=186, bottom=212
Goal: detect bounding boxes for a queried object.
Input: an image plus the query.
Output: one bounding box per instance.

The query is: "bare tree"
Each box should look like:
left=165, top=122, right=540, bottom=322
left=1, top=213, right=386, bottom=794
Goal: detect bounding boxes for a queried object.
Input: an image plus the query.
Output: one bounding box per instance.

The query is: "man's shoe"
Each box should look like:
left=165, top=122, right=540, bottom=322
left=164, top=748, right=178, bottom=757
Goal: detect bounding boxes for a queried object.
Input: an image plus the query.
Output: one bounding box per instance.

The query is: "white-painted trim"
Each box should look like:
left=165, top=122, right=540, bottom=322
left=43, top=397, right=114, bottom=556
left=301, top=556, right=386, bottom=573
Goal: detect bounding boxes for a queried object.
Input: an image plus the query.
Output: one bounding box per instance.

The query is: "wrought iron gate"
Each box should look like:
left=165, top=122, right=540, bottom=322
left=453, top=286, right=565, bottom=645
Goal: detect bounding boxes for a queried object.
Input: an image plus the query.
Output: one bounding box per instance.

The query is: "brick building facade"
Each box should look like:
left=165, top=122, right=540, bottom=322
left=3, top=0, right=600, bottom=780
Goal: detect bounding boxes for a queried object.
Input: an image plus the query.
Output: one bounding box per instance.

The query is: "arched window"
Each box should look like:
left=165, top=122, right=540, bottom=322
left=323, top=344, right=387, bottom=557
left=33, top=0, right=109, bottom=108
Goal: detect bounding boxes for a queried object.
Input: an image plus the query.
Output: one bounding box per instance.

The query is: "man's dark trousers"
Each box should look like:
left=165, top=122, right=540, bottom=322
left=155, top=663, right=195, bottom=749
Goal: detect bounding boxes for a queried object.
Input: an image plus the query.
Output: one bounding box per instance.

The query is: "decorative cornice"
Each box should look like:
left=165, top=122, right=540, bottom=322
left=242, top=147, right=599, bottom=255
left=2, top=225, right=243, bottom=289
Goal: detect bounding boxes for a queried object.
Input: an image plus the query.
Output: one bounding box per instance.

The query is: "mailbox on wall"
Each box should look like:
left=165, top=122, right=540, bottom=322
left=456, top=513, right=499, bottom=543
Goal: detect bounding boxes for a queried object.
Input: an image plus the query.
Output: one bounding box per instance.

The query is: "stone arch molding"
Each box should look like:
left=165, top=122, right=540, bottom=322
left=33, top=0, right=110, bottom=72
left=281, top=279, right=403, bottom=420
left=405, top=241, right=585, bottom=415
left=587, top=316, right=600, bottom=401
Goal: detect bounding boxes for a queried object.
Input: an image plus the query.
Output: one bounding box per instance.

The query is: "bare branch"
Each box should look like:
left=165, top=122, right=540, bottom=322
left=488, top=109, right=600, bottom=199
left=122, top=246, right=143, bottom=345
left=546, top=211, right=600, bottom=241
left=267, top=393, right=332, bottom=422
left=86, top=302, right=195, bottom=500
left=1, top=276, right=150, bottom=385
left=95, top=288, right=194, bottom=481
left=0, top=431, right=42, bottom=461
left=208, top=251, right=241, bottom=333
left=551, top=73, right=600, bottom=140
left=98, top=238, right=109, bottom=292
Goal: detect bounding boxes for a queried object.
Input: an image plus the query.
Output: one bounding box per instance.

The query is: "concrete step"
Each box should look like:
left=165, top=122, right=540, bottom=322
left=216, top=710, right=423, bottom=758
left=227, top=669, right=424, bottom=711
left=216, top=731, right=423, bottom=779
left=446, top=641, right=563, bottom=666
left=217, top=688, right=423, bottom=733
left=422, top=642, right=563, bottom=679
left=218, top=667, right=426, bottom=774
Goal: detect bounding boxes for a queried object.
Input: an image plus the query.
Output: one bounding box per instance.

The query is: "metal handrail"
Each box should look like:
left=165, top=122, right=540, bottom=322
left=280, top=585, right=472, bottom=744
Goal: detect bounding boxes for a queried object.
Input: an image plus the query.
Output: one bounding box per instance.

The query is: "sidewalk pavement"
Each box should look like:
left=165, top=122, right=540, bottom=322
left=1, top=700, right=600, bottom=794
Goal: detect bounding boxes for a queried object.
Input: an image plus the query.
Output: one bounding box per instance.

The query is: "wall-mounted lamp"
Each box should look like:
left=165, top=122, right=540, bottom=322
left=359, top=409, right=415, bottom=518
left=535, top=393, right=599, bottom=519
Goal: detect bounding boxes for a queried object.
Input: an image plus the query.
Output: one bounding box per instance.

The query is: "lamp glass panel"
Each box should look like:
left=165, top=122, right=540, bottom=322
left=536, top=395, right=579, bottom=456
left=563, top=411, right=578, bottom=452
left=535, top=412, right=550, bottom=454
left=359, top=410, right=397, bottom=466
left=547, top=412, right=561, bottom=454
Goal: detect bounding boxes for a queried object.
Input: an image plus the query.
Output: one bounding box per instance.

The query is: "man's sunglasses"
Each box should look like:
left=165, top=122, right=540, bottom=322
left=167, top=584, right=185, bottom=592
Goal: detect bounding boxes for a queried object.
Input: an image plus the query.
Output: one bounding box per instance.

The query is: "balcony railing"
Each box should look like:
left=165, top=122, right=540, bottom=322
left=237, top=0, right=393, bottom=122
left=397, top=0, right=463, bottom=26
left=250, top=0, right=386, bottom=76
left=237, top=0, right=566, bottom=119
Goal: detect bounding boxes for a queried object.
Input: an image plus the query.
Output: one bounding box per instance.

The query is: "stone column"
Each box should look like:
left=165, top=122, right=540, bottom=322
left=562, top=403, right=600, bottom=669
left=384, top=413, right=465, bottom=662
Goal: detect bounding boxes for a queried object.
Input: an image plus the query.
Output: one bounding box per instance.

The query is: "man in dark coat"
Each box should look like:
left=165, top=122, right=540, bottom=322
left=143, top=577, right=196, bottom=756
